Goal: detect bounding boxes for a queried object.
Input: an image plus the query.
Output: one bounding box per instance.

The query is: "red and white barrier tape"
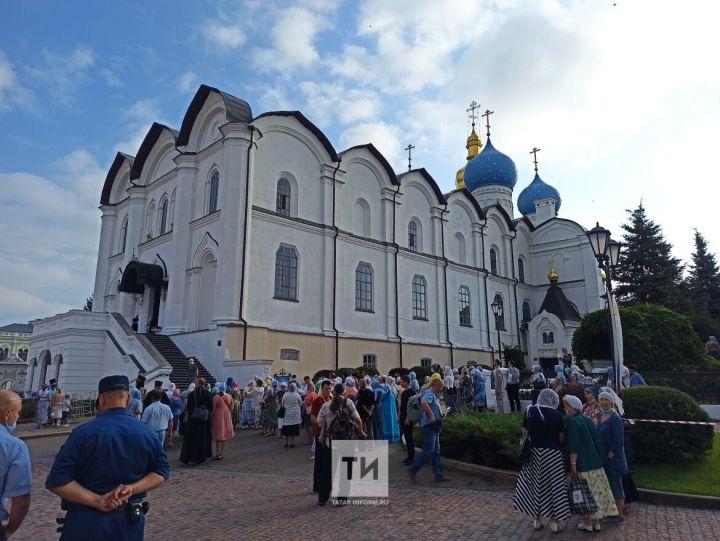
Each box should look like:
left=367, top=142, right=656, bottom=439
left=627, top=418, right=716, bottom=427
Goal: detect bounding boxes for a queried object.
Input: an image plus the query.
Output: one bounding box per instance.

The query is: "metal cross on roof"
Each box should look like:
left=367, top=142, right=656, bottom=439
left=482, top=109, right=494, bottom=138
left=405, top=144, right=415, bottom=172
left=530, top=147, right=541, bottom=173
left=466, top=100, right=480, bottom=127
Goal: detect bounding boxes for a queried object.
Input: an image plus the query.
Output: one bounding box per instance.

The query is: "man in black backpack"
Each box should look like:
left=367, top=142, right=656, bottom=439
left=315, top=383, right=366, bottom=506
left=398, top=375, right=416, bottom=466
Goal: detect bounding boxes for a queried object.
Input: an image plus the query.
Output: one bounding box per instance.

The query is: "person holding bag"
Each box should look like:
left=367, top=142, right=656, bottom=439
left=180, top=377, right=213, bottom=466
left=563, top=394, right=618, bottom=532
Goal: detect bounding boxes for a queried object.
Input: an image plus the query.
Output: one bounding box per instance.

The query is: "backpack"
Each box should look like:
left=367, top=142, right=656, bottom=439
left=327, top=402, right=358, bottom=442
left=406, top=394, right=422, bottom=424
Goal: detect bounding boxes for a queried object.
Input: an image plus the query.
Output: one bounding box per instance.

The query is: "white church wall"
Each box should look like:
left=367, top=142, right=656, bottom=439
left=336, top=237, right=392, bottom=340
left=445, top=264, right=483, bottom=349
left=336, top=156, right=389, bottom=242
left=246, top=213, right=328, bottom=333
left=252, top=124, right=328, bottom=225
left=396, top=180, right=436, bottom=255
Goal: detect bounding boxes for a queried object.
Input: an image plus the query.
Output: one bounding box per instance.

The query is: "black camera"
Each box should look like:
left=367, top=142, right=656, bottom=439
left=125, top=502, right=149, bottom=525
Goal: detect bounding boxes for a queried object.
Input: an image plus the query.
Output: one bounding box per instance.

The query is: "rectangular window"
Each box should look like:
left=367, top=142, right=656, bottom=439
left=280, top=349, right=300, bottom=361
left=412, top=275, right=427, bottom=320
left=459, top=286, right=471, bottom=327
left=274, top=245, right=298, bottom=301
left=363, top=353, right=377, bottom=367
left=355, top=263, right=373, bottom=312
left=420, top=357, right=432, bottom=369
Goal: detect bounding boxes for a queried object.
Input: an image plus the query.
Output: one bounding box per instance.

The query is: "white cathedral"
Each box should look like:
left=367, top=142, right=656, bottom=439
left=27, top=85, right=605, bottom=393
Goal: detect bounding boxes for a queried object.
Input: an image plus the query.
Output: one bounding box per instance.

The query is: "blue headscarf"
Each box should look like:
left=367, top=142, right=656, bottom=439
left=408, top=371, right=420, bottom=391
left=226, top=377, right=233, bottom=390
left=345, top=376, right=356, bottom=388
left=218, top=383, right=226, bottom=393
left=584, top=386, right=599, bottom=399
left=370, top=378, right=379, bottom=390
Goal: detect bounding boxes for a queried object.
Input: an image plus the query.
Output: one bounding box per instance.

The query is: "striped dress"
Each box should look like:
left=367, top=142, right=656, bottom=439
left=513, top=407, right=571, bottom=521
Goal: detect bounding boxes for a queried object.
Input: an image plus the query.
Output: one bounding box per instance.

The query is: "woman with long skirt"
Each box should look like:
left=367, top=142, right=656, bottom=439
left=513, top=389, right=570, bottom=533
left=180, top=378, right=214, bottom=465
left=210, top=383, right=235, bottom=460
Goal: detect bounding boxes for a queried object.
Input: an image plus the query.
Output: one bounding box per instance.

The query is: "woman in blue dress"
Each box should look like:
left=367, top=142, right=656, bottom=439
left=377, top=376, right=400, bottom=442
left=371, top=378, right=382, bottom=440
left=472, top=368, right=486, bottom=410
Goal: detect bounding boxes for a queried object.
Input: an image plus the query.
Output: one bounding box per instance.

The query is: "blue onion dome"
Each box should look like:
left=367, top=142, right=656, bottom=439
left=463, top=137, right=518, bottom=192
left=517, top=172, right=562, bottom=215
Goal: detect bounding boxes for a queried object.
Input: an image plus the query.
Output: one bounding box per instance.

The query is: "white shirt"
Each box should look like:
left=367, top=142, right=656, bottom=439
left=141, top=401, right=173, bottom=431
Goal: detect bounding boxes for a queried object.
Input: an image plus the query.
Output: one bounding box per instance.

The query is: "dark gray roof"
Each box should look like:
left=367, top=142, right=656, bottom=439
left=0, top=323, right=33, bottom=333
left=539, top=282, right=582, bottom=323
left=177, top=84, right=253, bottom=147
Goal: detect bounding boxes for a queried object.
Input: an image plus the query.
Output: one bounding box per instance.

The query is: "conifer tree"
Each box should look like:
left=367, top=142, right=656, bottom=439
left=613, top=203, right=684, bottom=308
left=685, top=229, right=720, bottom=319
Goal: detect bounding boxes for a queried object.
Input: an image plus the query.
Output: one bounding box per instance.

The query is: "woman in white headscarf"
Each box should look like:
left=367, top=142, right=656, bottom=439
left=599, top=386, right=624, bottom=416
left=513, top=389, right=570, bottom=533
left=563, top=394, right=618, bottom=532
left=241, top=380, right=256, bottom=428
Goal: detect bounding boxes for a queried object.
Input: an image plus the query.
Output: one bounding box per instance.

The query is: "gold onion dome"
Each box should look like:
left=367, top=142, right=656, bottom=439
left=455, top=126, right=482, bottom=189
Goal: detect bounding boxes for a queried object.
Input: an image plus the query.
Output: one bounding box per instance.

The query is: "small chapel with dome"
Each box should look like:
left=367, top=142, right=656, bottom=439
left=26, top=86, right=605, bottom=392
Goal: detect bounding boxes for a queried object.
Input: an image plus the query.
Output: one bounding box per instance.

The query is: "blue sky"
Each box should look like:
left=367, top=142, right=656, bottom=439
left=1, top=0, right=719, bottom=325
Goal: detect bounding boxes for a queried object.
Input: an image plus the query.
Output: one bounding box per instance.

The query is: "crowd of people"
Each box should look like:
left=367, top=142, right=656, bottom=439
left=4, top=356, right=650, bottom=538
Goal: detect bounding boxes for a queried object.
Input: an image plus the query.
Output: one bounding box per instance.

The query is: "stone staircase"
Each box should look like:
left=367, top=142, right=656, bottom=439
left=143, top=333, right=216, bottom=390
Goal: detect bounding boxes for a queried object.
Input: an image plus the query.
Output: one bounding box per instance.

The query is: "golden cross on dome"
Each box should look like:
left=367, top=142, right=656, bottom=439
left=466, top=100, right=480, bottom=127
left=482, top=109, right=494, bottom=138
left=530, top=147, right=541, bottom=173
left=404, top=144, right=415, bottom=172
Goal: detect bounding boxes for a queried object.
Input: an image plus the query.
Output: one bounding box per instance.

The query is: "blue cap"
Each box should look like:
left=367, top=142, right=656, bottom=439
left=98, top=375, right=130, bottom=394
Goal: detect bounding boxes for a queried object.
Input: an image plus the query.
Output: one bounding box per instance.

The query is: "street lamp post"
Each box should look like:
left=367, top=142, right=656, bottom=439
left=586, top=222, right=623, bottom=390
left=490, top=299, right=503, bottom=365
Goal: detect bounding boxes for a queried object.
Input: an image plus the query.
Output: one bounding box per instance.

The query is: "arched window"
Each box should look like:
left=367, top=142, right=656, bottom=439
left=456, top=232, right=466, bottom=264
left=548, top=331, right=554, bottom=344
left=355, top=262, right=373, bottom=312
left=0, top=347, right=8, bottom=361
left=145, top=201, right=156, bottom=240
left=119, top=216, right=128, bottom=253
left=274, top=245, right=298, bottom=301
left=354, top=198, right=371, bottom=237
left=169, top=189, right=176, bottom=231
left=159, top=198, right=169, bottom=235
left=517, top=258, right=525, bottom=283
left=542, top=332, right=548, bottom=344
left=276, top=178, right=291, bottom=217
left=522, top=301, right=532, bottom=323
left=197, top=252, right=217, bottom=329
left=208, top=171, right=219, bottom=213
left=458, top=286, right=471, bottom=327
left=18, top=349, right=28, bottom=361
left=490, top=248, right=498, bottom=275
left=493, top=293, right=505, bottom=330
left=408, top=221, right=418, bottom=251
left=412, top=275, right=427, bottom=320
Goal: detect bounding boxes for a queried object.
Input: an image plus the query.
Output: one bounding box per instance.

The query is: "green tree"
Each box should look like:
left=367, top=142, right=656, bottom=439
left=571, top=303, right=719, bottom=372
left=685, top=229, right=720, bottom=319
left=613, top=203, right=684, bottom=309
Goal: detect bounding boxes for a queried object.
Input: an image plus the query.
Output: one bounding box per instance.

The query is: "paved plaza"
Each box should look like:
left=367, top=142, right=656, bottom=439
left=14, top=429, right=720, bottom=540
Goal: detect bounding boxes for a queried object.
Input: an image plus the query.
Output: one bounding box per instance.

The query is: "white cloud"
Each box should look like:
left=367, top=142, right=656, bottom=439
left=298, top=82, right=381, bottom=125
left=177, top=71, right=199, bottom=94
left=330, top=0, right=499, bottom=93
left=0, top=149, right=105, bottom=323
left=255, top=7, right=325, bottom=71
left=202, top=23, right=246, bottom=50
left=99, top=67, right=123, bottom=88
left=340, top=121, right=402, bottom=167
left=115, top=98, right=164, bottom=155
left=25, top=46, right=96, bottom=104
left=257, top=86, right=293, bottom=111
left=0, top=50, right=33, bottom=112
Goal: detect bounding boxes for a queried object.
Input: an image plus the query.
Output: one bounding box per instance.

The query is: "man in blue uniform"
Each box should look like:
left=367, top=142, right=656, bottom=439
left=46, top=375, right=170, bottom=540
